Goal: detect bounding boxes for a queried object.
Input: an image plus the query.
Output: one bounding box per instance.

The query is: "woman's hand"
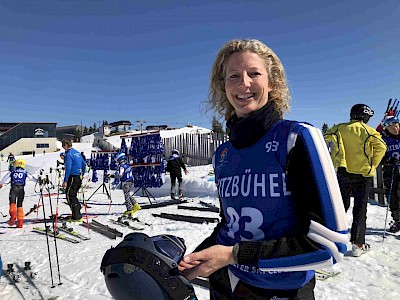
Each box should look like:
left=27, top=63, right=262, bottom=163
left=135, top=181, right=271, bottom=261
left=178, top=245, right=234, bottom=281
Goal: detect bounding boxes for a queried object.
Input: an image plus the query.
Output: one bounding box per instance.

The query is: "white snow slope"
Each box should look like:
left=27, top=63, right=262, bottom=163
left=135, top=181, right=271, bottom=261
left=0, top=142, right=399, bottom=300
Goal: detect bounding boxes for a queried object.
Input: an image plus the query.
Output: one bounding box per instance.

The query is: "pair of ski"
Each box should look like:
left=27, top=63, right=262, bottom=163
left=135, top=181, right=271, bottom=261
left=109, top=215, right=148, bottom=231
left=80, top=219, right=123, bottom=240
left=4, top=262, right=43, bottom=299
left=140, top=198, right=189, bottom=209
left=152, top=212, right=219, bottom=224
left=177, top=201, right=220, bottom=213
left=315, top=269, right=341, bottom=280
left=32, top=223, right=90, bottom=243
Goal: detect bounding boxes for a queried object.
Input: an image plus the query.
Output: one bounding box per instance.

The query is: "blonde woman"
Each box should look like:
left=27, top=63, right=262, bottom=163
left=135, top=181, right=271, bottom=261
left=178, top=39, right=348, bottom=299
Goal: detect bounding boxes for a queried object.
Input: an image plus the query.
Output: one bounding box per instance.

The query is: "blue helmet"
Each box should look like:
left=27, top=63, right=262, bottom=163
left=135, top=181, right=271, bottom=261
left=383, top=116, right=400, bottom=130
left=114, top=151, right=126, bottom=163
left=100, top=233, right=197, bottom=300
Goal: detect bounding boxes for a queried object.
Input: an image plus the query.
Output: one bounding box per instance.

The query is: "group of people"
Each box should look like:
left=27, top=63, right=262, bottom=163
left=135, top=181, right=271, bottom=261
left=1, top=38, right=399, bottom=299
left=177, top=39, right=398, bottom=299
left=325, top=103, right=400, bottom=251
left=0, top=140, right=88, bottom=226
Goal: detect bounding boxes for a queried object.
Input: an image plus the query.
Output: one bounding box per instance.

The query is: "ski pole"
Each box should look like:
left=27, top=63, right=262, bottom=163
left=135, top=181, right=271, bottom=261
left=107, top=177, right=113, bottom=214
left=385, top=98, right=393, bottom=115
left=39, top=181, right=55, bottom=288
left=46, top=176, right=62, bottom=286
left=35, top=170, right=45, bottom=220
left=54, top=169, right=61, bottom=227
left=80, top=170, right=90, bottom=235
left=383, top=163, right=397, bottom=240
left=393, top=99, right=399, bottom=116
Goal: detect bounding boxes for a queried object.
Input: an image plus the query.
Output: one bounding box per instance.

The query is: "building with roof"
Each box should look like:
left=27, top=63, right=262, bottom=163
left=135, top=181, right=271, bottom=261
left=56, top=125, right=82, bottom=141
left=0, top=122, right=57, bottom=156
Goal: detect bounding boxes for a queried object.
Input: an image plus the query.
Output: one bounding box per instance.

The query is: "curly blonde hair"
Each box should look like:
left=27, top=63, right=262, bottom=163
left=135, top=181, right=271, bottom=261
left=208, top=39, right=291, bottom=121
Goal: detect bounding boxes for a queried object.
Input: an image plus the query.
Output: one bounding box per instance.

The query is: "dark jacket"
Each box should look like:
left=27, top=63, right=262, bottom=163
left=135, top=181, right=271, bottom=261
left=166, top=155, right=186, bottom=177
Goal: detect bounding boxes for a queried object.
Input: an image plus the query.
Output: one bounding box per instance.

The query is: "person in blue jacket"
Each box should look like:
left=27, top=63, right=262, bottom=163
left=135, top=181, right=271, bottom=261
left=381, top=116, right=400, bottom=233
left=114, top=151, right=141, bottom=217
left=178, top=39, right=348, bottom=299
left=61, top=139, right=87, bottom=222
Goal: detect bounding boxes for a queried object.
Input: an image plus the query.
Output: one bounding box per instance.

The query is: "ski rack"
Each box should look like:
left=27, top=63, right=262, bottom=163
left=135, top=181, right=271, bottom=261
left=86, top=150, right=114, bottom=207
left=122, top=131, right=164, bottom=205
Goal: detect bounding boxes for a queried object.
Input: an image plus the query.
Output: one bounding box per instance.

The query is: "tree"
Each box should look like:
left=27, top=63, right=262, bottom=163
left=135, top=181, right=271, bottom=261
left=75, top=129, right=82, bottom=142
left=212, top=116, right=225, bottom=135
left=83, top=126, right=89, bottom=134
left=93, top=122, right=97, bottom=132
left=102, top=120, right=109, bottom=126
left=322, top=123, right=329, bottom=134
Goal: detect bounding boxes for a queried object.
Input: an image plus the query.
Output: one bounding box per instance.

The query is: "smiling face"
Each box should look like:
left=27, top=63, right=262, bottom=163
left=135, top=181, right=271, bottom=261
left=224, top=51, right=272, bottom=118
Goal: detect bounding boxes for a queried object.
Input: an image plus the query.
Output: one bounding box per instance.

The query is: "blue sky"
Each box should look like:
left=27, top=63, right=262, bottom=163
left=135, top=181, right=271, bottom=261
left=0, top=0, right=399, bottom=130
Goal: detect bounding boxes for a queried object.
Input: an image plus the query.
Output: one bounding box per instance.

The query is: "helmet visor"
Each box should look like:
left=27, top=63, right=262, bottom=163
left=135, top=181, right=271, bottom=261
left=384, top=117, right=400, bottom=128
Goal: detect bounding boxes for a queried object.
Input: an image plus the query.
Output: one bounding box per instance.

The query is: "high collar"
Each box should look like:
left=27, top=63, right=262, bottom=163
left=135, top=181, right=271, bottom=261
left=226, top=101, right=282, bottom=149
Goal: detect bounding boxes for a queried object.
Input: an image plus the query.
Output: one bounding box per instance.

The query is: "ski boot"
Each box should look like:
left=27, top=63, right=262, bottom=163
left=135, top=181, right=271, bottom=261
left=17, top=207, right=24, bottom=228
left=171, top=193, right=176, bottom=200
left=131, top=203, right=141, bottom=214
left=7, top=263, right=21, bottom=282
left=67, top=218, right=82, bottom=224
left=388, top=220, right=400, bottom=233
left=8, top=203, right=17, bottom=226
left=179, top=189, right=184, bottom=199
left=24, top=261, right=38, bottom=278
left=123, top=203, right=141, bottom=218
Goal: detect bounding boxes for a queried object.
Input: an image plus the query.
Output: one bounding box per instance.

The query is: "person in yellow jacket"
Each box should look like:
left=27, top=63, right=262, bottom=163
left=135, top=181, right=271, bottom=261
left=325, top=104, right=386, bottom=257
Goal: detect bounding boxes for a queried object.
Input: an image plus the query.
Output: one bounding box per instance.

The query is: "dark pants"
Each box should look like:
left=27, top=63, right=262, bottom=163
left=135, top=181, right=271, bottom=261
left=208, top=267, right=315, bottom=300
left=337, top=167, right=372, bottom=244
left=66, top=175, right=82, bottom=220
left=384, top=175, right=400, bottom=222
left=9, top=184, right=25, bottom=207
left=170, top=174, right=183, bottom=195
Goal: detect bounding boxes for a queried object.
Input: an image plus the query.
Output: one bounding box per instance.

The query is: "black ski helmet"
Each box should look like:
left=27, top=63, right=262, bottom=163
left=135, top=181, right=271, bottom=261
left=350, top=104, right=374, bottom=123
left=100, top=232, right=197, bottom=300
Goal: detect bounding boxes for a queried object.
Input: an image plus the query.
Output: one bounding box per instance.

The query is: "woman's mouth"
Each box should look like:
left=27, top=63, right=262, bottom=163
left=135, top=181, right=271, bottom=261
left=236, top=93, right=255, bottom=100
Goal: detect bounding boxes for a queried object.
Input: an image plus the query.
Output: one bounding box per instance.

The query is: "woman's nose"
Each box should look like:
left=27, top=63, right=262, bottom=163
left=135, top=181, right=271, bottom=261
left=238, top=72, right=251, bottom=87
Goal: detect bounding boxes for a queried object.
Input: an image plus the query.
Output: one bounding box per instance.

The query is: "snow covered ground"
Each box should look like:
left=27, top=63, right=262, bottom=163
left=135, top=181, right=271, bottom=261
left=0, top=142, right=399, bottom=300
